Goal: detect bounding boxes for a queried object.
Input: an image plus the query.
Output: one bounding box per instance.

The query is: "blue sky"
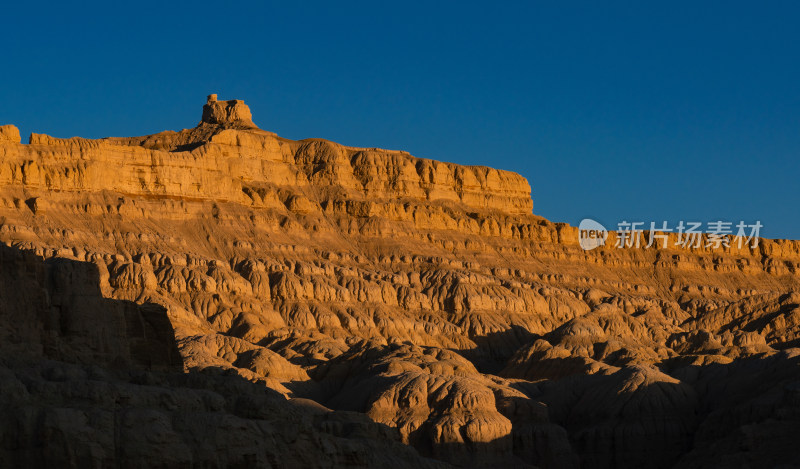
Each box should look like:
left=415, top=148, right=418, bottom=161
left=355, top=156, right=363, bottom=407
left=2, top=1, right=798, bottom=238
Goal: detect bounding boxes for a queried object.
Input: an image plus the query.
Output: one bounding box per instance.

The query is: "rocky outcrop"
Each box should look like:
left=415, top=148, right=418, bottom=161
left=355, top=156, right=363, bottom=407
left=0, top=96, right=799, bottom=468
left=201, top=94, right=258, bottom=128
left=0, top=125, right=20, bottom=143
left=0, top=97, right=534, bottom=217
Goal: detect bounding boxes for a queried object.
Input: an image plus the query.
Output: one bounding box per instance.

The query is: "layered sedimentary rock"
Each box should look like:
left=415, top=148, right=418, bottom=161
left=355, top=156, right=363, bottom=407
left=0, top=97, right=799, bottom=468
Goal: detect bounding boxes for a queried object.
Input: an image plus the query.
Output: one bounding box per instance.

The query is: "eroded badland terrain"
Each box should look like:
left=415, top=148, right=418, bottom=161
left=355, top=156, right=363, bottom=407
left=0, top=96, right=799, bottom=468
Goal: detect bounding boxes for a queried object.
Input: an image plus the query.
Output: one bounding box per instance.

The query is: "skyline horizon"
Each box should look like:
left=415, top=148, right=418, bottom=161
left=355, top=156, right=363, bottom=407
left=2, top=1, right=798, bottom=239
left=1, top=95, right=784, bottom=242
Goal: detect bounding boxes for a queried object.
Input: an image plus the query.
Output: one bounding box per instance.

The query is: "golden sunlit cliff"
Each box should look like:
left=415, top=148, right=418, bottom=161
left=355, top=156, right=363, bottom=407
left=0, top=97, right=798, bottom=468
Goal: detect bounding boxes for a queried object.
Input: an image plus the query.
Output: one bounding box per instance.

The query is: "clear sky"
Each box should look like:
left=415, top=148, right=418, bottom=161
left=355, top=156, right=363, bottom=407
left=2, top=1, right=798, bottom=239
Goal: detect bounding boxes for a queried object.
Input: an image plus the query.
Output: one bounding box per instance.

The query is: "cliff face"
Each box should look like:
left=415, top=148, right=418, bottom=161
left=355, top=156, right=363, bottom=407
left=1, top=101, right=532, bottom=217
left=0, top=97, right=799, bottom=468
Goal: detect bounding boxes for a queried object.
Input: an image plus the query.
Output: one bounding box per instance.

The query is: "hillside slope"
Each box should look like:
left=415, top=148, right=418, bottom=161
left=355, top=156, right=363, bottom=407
left=0, top=96, right=798, bottom=468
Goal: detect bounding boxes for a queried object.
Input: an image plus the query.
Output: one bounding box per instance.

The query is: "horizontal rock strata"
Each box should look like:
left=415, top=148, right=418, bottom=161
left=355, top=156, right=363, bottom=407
left=0, top=97, right=798, bottom=468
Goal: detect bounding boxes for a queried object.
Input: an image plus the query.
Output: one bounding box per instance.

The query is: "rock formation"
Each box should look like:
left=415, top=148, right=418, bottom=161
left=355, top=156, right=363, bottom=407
left=201, top=94, right=258, bottom=129
left=0, top=96, right=798, bottom=468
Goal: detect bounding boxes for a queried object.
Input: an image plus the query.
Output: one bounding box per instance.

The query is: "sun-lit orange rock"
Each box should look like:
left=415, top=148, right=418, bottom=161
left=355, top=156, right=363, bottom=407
left=0, top=96, right=798, bottom=468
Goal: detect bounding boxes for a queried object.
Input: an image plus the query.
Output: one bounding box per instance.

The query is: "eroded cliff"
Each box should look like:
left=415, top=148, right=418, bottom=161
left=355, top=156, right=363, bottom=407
left=0, top=97, right=798, bottom=468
